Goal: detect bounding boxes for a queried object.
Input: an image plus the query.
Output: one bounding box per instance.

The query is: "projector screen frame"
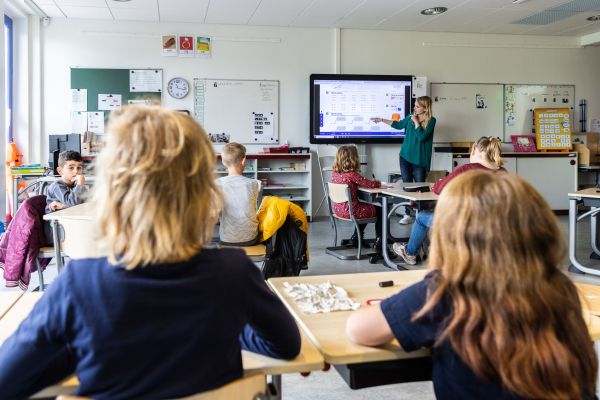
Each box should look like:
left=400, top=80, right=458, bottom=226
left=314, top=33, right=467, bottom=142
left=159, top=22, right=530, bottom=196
left=309, top=73, right=414, bottom=144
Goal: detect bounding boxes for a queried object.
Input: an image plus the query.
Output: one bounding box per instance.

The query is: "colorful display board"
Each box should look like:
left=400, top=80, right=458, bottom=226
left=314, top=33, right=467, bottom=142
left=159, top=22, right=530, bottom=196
left=534, top=108, right=571, bottom=151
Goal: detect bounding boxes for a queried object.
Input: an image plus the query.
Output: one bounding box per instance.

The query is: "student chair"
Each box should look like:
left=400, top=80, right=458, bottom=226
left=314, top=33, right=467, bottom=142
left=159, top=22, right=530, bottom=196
left=53, top=373, right=268, bottom=400
left=325, top=182, right=378, bottom=260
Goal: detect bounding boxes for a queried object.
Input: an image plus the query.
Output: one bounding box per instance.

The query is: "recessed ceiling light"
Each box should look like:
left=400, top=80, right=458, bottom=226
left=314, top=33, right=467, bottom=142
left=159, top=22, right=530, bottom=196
left=421, top=7, right=448, bottom=16
left=587, top=14, right=600, bottom=21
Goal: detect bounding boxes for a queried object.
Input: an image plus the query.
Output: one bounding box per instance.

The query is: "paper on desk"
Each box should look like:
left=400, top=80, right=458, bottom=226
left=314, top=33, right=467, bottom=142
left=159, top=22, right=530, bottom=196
left=283, top=281, right=360, bottom=314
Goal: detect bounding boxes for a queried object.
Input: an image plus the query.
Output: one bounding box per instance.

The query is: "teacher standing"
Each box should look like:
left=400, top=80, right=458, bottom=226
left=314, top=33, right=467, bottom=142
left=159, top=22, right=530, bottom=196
left=372, top=96, right=436, bottom=224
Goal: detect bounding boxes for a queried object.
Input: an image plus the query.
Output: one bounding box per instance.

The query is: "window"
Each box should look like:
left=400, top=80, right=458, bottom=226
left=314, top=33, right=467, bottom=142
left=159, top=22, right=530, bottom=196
left=4, top=14, right=13, bottom=142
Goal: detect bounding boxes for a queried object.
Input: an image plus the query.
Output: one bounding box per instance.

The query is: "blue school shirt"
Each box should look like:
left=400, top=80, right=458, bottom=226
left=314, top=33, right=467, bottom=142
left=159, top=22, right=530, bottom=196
left=381, top=272, right=540, bottom=400
left=0, top=248, right=301, bottom=399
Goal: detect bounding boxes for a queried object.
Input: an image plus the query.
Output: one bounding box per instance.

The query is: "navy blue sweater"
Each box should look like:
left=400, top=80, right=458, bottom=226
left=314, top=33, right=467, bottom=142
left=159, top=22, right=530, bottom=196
left=0, top=248, right=301, bottom=399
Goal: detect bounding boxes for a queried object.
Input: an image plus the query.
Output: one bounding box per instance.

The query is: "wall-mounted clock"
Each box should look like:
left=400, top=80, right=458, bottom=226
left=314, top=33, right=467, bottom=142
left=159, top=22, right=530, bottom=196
left=167, top=77, right=190, bottom=99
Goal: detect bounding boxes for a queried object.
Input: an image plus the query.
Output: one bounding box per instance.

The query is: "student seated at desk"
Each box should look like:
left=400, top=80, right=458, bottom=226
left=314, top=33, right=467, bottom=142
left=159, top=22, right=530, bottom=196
left=0, top=106, right=301, bottom=399
left=216, top=142, right=260, bottom=246
left=347, top=171, right=597, bottom=400
left=332, top=144, right=384, bottom=251
left=393, top=136, right=505, bottom=265
left=45, top=150, right=88, bottom=213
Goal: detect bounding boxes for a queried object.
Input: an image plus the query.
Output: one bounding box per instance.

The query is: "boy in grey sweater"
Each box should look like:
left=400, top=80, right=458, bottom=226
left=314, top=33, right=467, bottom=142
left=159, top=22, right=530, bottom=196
left=45, top=150, right=88, bottom=213
left=216, top=143, right=260, bottom=246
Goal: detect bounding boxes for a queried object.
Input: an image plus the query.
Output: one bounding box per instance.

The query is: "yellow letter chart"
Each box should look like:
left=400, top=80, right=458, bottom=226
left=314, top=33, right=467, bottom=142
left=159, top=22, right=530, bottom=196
left=534, top=108, right=572, bottom=151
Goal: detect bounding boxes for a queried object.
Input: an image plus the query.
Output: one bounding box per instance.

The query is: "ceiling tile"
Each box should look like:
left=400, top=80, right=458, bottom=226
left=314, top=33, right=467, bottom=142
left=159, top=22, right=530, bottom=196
left=300, top=0, right=365, bottom=18
left=108, top=0, right=158, bottom=9
left=37, top=4, right=66, bottom=17
left=205, top=0, right=261, bottom=25
left=158, top=0, right=209, bottom=23
left=59, top=5, right=113, bottom=19
left=249, top=0, right=312, bottom=26
left=291, top=15, right=344, bottom=28
left=110, top=7, right=158, bottom=21
left=54, top=0, right=107, bottom=6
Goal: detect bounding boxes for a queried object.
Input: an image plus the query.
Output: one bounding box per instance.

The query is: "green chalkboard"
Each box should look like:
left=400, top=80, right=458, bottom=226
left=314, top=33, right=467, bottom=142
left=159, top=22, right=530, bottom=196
left=70, top=68, right=162, bottom=112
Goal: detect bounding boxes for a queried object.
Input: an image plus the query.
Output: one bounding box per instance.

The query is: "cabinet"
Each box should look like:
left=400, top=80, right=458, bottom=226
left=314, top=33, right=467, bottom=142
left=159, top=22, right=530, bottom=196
left=216, top=153, right=312, bottom=219
left=450, top=152, right=576, bottom=211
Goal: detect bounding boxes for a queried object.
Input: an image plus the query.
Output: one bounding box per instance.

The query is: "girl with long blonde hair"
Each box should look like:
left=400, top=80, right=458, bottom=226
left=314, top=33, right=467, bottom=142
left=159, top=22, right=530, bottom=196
left=0, top=107, right=300, bottom=399
left=347, top=170, right=597, bottom=399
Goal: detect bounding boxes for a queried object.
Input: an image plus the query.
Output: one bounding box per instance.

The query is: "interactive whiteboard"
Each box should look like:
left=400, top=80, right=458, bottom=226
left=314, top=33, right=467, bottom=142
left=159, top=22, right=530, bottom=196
left=193, top=79, right=279, bottom=144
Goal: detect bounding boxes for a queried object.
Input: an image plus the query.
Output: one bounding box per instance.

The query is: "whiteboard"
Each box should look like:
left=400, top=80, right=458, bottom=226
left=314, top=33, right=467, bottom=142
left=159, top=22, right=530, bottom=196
left=430, top=83, right=504, bottom=143
left=193, top=79, right=279, bottom=144
left=504, top=84, right=574, bottom=138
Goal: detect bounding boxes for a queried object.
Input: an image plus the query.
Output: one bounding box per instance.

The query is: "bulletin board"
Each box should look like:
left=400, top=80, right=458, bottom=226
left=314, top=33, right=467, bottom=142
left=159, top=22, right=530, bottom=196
left=534, top=107, right=572, bottom=150
left=70, top=68, right=163, bottom=135
left=430, top=83, right=504, bottom=143
left=193, top=79, right=279, bottom=144
left=504, top=84, right=574, bottom=138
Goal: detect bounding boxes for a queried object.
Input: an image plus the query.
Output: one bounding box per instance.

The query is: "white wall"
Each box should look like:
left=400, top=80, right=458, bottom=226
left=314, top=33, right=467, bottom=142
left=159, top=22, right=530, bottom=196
left=37, top=21, right=600, bottom=216
left=340, top=29, right=600, bottom=184
left=41, top=19, right=335, bottom=151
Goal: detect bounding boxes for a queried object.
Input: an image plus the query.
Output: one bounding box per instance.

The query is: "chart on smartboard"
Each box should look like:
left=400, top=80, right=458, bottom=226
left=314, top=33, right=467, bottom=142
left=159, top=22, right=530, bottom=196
left=316, top=79, right=411, bottom=139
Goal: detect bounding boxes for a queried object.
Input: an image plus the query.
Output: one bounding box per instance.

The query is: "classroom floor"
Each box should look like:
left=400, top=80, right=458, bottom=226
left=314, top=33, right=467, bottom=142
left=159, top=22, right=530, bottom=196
left=3, top=213, right=600, bottom=399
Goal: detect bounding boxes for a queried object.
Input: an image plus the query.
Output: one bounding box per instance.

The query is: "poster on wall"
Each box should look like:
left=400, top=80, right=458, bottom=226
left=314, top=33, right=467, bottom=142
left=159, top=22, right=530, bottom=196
left=195, top=36, right=211, bottom=57
left=98, top=94, right=122, bottom=111
left=129, top=69, right=162, bottom=92
left=162, top=35, right=177, bottom=56
left=534, top=108, right=571, bottom=150
left=178, top=35, right=194, bottom=57
left=87, top=112, right=105, bottom=134
left=71, top=111, right=87, bottom=134
left=71, top=89, right=87, bottom=111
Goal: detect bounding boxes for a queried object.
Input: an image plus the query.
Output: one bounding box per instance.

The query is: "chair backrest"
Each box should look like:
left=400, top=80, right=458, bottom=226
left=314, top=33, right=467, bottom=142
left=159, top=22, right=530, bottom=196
left=56, top=373, right=267, bottom=400
left=327, top=182, right=349, bottom=204
left=256, top=179, right=264, bottom=209
left=317, top=145, right=338, bottom=190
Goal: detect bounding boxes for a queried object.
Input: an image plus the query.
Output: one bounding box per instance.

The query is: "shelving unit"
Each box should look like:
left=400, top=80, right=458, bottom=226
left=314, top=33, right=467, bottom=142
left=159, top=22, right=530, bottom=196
left=216, top=153, right=312, bottom=220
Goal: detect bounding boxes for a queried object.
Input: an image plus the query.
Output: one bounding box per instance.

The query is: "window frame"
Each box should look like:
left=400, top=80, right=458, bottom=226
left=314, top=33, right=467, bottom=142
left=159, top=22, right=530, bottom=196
left=4, top=14, right=13, bottom=142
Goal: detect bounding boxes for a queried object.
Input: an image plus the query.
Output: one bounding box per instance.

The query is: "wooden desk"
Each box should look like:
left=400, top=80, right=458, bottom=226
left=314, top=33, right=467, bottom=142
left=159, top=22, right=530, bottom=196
left=43, top=203, right=103, bottom=271
left=0, top=292, right=24, bottom=320
left=359, top=183, right=438, bottom=270
left=268, top=270, right=600, bottom=389
left=0, top=293, right=324, bottom=399
left=568, top=188, right=600, bottom=275
left=268, top=270, right=430, bottom=365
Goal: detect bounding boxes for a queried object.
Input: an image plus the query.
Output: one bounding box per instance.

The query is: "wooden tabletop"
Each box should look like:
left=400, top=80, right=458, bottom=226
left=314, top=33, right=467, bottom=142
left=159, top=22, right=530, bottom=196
left=359, top=182, right=438, bottom=201
left=267, top=270, right=432, bottom=365
left=0, top=293, right=324, bottom=377
left=568, top=188, right=600, bottom=199
left=0, top=292, right=24, bottom=320
left=43, top=202, right=94, bottom=221
left=268, top=270, right=600, bottom=363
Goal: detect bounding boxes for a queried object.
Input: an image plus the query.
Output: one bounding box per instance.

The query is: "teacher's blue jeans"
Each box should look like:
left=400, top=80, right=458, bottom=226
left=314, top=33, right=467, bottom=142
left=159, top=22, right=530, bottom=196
left=407, top=210, right=434, bottom=256
left=399, top=156, right=427, bottom=217
left=399, top=156, right=426, bottom=184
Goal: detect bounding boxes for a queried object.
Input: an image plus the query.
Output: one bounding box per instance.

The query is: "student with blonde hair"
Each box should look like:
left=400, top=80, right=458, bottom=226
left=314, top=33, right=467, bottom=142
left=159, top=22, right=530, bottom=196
left=0, top=107, right=301, bottom=399
left=393, top=136, right=504, bottom=265
left=347, top=170, right=598, bottom=399
left=217, top=142, right=260, bottom=245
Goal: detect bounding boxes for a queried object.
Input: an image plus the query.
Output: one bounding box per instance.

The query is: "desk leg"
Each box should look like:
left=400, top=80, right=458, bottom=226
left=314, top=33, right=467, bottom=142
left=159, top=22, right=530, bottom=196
left=382, top=197, right=405, bottom=271
left=51, top=220, right=63, bottom=273
left=591, top=214, right=600, bottom=258
left=271, top=374, right=282, bottom=400
left=569, top=199, right=600, bottom=275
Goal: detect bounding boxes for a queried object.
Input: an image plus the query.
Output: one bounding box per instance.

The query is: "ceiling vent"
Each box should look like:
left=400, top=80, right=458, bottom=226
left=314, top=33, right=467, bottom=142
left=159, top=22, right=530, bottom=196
left=512, top=0, right=600, bottom=25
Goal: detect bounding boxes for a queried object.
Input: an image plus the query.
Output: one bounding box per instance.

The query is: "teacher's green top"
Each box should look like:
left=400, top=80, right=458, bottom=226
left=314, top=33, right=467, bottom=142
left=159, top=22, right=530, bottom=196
left=392, top=115, right=436, bottom=171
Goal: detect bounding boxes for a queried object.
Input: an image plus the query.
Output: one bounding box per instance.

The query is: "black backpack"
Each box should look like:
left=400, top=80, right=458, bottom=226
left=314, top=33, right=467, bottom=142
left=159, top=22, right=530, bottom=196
left=262, top=217, right=307, bottom=279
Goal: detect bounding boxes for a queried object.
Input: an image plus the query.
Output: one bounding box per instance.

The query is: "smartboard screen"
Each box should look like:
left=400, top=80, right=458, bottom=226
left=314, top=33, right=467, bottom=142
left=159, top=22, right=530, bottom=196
left=310, top=74, right=413, bottom=144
